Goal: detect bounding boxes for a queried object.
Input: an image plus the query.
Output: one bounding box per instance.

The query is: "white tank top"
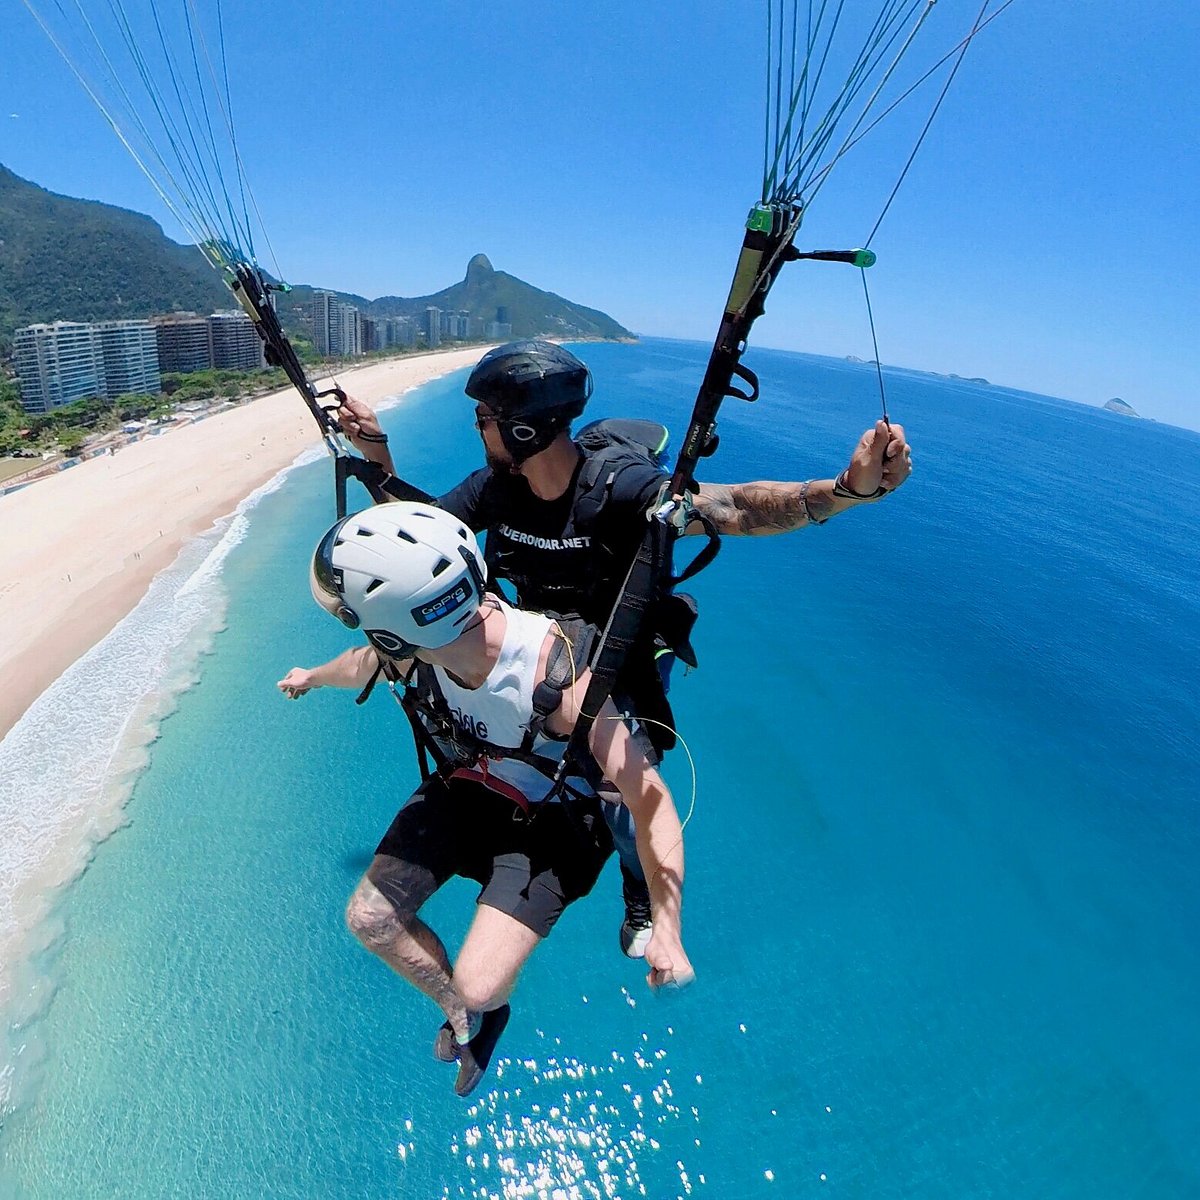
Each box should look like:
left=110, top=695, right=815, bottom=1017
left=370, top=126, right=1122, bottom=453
left=430, top=600, right=590, bottom=804
left=432, top=600, right=550, bottom=749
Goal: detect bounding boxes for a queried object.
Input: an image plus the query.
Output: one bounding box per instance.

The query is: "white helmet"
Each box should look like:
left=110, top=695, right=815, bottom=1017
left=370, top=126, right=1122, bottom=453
left=310, top=502, right=488, bottom=656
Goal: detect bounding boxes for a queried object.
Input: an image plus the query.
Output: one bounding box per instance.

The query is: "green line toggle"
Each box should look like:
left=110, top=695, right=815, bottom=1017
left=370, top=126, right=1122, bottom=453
left=793, top=248, right=877, bottom=267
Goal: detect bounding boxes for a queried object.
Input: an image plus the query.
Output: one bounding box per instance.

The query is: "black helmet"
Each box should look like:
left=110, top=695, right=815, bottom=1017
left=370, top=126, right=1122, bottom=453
left=465, top=340, right=592, bottom=462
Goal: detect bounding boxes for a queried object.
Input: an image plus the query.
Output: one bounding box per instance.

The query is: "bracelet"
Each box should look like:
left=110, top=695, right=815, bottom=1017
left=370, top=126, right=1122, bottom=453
left=832, top=469, right=887, bottom=502
left=356, top=430, right=389, bottom=444
left=800, top=479, right=826, bottom=525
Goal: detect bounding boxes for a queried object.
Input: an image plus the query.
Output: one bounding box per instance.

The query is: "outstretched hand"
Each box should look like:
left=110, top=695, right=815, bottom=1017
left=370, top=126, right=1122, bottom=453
left=645, top=933, right=696, bottom=992
left=277, top=667, right=317, bottom=699
left=843, top=419, right=912, bottom=496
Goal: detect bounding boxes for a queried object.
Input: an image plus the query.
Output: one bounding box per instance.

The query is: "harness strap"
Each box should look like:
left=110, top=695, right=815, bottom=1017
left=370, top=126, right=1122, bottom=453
left=406, top=622, right=602, bottom=803
left=446, top=761, right=531, bottom=814
left=671, top=510, right=721, bottom=585
left=367, top=624, right=604, bottom=815
left=521, top=617, right=596, bottom=754
left=396, top=661, right=451, bottom=782
left=354, top=658, right=385, bottom=706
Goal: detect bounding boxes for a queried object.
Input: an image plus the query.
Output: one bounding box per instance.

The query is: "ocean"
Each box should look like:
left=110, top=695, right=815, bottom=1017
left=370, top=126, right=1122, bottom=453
left=1, top=339, right=1197, bottom=1199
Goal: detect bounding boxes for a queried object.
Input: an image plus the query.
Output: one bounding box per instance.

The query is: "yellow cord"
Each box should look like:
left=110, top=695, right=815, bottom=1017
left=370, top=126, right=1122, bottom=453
left=549, top=618, right=699, bottom=833
left=547, top=617, right=698, bottom=904
left=603, top=713, right=698, bottom=835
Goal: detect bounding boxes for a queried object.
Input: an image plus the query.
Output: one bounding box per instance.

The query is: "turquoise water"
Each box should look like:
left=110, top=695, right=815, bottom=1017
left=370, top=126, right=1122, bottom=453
left=1, top=340, right=1198, bottom=1198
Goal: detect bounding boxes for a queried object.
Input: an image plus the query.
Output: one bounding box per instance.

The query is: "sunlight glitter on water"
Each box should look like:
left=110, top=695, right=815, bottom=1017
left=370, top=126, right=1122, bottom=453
left=439, top=1025, right=702, bottom=1200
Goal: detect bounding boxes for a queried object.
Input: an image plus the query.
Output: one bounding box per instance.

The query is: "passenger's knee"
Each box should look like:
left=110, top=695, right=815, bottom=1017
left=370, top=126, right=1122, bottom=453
left=345, top=889, right=404, bottom=952
left=454, top=971, right=505, bottom=1015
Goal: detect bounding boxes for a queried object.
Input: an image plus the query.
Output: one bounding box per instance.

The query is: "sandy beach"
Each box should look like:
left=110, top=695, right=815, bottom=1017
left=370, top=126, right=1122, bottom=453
left=0, top=347, right=487, bottom=743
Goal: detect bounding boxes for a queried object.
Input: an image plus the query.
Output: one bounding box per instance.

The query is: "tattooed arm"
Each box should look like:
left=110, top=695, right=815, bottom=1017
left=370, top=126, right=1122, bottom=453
left=692, top=479, right=832, bottom=534
left=688, top=419, right=912, bottom=536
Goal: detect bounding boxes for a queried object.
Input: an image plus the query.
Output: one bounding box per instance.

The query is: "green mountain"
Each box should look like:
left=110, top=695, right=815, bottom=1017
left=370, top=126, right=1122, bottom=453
left=0, top=165, right=231, bottom=348
left=0, top=164, right=634, bottom=350
left=377, top=253, right=632, bottom=340
left=274, top=254, right=633, bottom=342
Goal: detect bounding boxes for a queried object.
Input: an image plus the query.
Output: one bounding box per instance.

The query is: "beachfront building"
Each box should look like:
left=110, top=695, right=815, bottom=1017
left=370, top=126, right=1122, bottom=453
left=334, top=306, right=359, bottom=357
left=16, top=319, right=161, bottom=412
left=96, top=320, right=161, bottom=397
left=154, top=311, right=265, bottom=373
left=424, top=306, right=441, bottom=348
left=311, top=290, right=336, bottom=355
left=312, top=290, right=362, bottom=357
left=439, top=309, right=470, bottom=340
left=15, top=321, right=107, bottom=414
left=381, top=316, right=415, bottom=348
left=209, top=311, right=265, bottom=370
left=153, top=314, right=212, bottom=373
left=485, top=305, right=512, bottom=341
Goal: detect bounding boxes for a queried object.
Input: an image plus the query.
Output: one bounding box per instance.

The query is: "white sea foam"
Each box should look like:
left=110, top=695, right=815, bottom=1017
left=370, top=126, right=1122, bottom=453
left=0, top=384, right=425, bottom=1116
left=0, top=448, right=318, bottom=1116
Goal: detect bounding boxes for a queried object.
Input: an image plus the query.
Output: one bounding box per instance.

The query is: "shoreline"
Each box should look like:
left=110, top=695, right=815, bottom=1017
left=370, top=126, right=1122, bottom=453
left=0, top=347, right=487, bottom=744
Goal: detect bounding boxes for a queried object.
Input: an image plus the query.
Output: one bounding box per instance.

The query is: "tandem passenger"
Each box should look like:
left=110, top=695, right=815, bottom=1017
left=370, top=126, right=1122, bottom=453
left=278, top=502, right=692, bottom=1098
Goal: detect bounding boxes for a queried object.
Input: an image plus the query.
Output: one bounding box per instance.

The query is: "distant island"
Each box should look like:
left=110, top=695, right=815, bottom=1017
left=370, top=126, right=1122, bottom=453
left=843, top=356, right=992, bottom=386
left=1103, top=398, right=1140, bottom=418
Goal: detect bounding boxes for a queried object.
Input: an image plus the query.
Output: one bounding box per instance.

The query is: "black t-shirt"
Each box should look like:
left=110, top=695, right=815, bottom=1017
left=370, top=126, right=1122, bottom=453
left=439, top=445, right=675, bottom=750
left=438, top=446, right=666, bottom=628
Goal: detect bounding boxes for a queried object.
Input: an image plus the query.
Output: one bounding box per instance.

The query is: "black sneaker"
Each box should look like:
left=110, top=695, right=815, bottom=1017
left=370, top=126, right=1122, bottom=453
left=433, top=1020, right=458, bottom=1063
left=454, top=1004, right=511, bottom=1098
left=434, top=1011, right=483, bottom=1063
left=620, top=863, right=654, bottom=960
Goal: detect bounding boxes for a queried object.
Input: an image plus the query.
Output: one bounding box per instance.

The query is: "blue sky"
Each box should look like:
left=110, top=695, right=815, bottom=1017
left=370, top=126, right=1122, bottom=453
left=2, top=1, right=1197, bottom=429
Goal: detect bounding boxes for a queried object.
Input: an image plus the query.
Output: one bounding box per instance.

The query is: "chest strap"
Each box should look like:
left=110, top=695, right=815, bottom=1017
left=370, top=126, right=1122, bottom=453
left=381, top=618, right=600, bottom=805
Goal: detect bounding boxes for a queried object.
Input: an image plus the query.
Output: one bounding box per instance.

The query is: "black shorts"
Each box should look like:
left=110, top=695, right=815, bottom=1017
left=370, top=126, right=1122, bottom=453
left=373, top=778, right=613, bottom=939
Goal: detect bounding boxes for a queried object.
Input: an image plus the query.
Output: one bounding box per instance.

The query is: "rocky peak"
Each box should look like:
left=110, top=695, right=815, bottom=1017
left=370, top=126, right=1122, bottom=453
left=465, top=254, right=494, bottom=285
